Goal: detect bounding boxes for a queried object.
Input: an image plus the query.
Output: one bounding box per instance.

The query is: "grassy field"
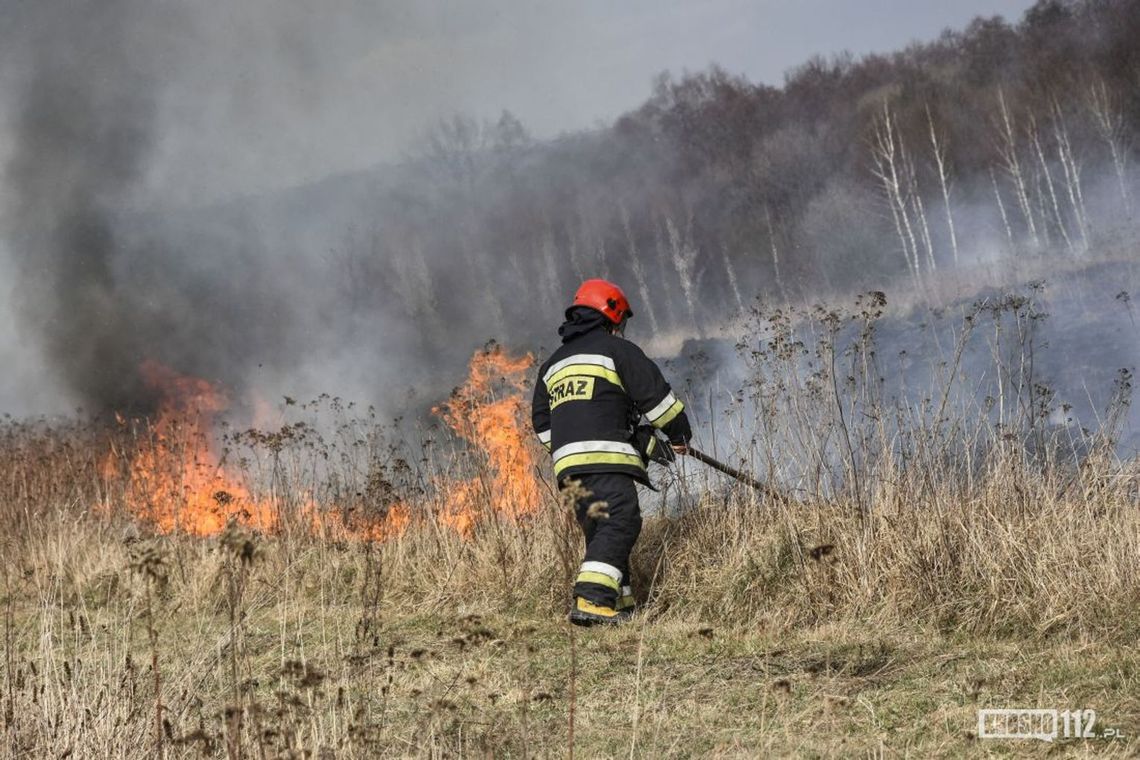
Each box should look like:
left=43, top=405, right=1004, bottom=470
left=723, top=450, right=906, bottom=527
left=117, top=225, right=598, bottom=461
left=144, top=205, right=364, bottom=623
left=3, top=494, right=1138, bottom=759
left=3, top=287, right=1139, bottom=757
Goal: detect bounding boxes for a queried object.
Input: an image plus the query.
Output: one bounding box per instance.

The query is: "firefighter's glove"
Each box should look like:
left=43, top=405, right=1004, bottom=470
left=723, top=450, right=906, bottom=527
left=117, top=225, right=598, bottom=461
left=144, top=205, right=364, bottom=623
left=634, top=424, right=675, bottom=466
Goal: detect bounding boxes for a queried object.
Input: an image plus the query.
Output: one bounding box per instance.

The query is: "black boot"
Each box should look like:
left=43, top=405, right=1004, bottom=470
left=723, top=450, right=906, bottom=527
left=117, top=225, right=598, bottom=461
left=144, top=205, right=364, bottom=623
left=569, top=596, right=622, bottom=626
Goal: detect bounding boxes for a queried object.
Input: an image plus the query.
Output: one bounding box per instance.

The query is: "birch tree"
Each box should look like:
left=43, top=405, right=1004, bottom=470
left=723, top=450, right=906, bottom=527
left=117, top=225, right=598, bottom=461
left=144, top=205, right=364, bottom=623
left=1050, top=98, right=1089, bottom=251
left=925, top=104, right=959, bottom=264
left=720, top=242, right=745, bottom=312
left=990, top=167, right=1015, bottom=249
left=870, top=102, right=921, bottom=277
left=539, top=224, right=561, bottom=316
left=995, top=88, right=1040, bottom=249
left=566, top=223, right=587, bottom=283
left=620, top=204, right=660, bottom=332
left=1027, top=113, right=1074, bottom=253
left=904, top=145, right=937, bottom=272
left=664, top=211, right=700, bottom=331
left=764, top=203, right=784, bottom=293
left=1086, top=77, right=1131, bottom=211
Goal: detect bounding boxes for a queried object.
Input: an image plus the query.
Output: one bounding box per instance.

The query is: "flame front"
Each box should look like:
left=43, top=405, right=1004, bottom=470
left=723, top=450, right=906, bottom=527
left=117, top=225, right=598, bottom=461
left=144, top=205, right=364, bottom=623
left=108, top=346, right=540, bottom=540
left=434, top=345, right=541, bottom=536
left=120, top=360, right=276, bottom=535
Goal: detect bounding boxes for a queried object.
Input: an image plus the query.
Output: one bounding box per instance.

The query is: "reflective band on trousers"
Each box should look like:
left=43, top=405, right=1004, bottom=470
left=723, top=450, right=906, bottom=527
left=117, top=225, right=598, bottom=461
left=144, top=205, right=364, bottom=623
left=577, top=572, right=620, bottom=591
left=646, top=391, right=684, bottom=428
left=552, top=440, right=644, bottom=476
left=576, top=560, right=622, bottom=591
left=543, top=354, right=624, bottom=390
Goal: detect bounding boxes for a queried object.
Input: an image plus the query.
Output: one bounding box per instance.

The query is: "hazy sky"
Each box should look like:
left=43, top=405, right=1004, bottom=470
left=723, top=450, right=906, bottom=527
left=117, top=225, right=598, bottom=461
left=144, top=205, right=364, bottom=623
left=127, top=0, right=1038, bottom=204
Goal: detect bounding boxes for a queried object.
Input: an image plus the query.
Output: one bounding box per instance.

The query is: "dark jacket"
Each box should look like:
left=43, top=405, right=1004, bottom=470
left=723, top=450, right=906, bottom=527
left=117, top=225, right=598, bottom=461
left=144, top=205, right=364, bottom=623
left=532, top=308, right=692, bottom=484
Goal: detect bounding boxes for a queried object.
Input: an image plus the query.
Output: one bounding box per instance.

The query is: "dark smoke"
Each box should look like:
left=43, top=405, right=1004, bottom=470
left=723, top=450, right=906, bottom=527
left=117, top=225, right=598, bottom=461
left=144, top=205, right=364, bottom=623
left=0, top=1, right=295, bottom=412
left=3, top=0, right=163, bottom=408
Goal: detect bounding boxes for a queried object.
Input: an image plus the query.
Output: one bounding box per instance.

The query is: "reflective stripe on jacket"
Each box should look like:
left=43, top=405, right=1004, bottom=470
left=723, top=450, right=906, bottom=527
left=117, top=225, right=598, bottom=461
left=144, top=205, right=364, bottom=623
left=532, top=324, right=691, bottom=484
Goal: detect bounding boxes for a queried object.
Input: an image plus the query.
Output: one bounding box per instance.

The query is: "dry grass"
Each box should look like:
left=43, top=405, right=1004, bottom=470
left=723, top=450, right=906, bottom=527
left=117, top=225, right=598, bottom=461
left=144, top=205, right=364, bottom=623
left=2, top=283, right=1139, bottom=757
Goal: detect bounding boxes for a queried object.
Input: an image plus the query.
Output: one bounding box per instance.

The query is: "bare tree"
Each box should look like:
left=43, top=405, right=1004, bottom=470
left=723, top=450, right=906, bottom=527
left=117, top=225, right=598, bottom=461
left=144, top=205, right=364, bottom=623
left=1027, top=113, right=1074, bottom=253
left=664, top=211, right=700, bottom=331
left=420, top=114, right=487, bottom=196
left=566, top=223, right=587, bottom=283
left=462, top=237, right=504, bottom=333
left=994, top=88, right=1040, bottom=249
left=925, top=104, right=960, bottom=264
left=1050, top=98, right=1089, bottom=251
left=904, top=144, right=937, bottom=272
left=539, top=224, right=562, bottom=317
left=720, top=242, right=745, bottom=312
left=569, top=199, right=609, bottom=281
left=330, top=223, right=377, bottom=319
left=764, top=203, right=784, bottom=293
left=594, top=236, right=611, bottom=282
left=393, top=234, right=440, bottom=326
left=1086, top=77, right=1132, bottom=211
left=990, top=167, right=1015, bottom=250
left=870, top=102, right=921, bottom=277
left=620, top=204, right=660, bottom=332
left=1031, top=166, right=1053, bottom=247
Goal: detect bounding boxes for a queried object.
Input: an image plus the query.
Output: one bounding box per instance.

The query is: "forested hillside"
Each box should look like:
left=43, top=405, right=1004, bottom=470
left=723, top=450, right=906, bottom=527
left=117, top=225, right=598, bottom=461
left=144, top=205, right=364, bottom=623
left=344, top=0, right=1138, bottom=350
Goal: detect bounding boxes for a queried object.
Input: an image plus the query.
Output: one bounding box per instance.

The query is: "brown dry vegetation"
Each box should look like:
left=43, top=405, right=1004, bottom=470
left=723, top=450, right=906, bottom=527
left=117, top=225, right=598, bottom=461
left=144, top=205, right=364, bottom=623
left=2, top=287, right=1139, bottom=758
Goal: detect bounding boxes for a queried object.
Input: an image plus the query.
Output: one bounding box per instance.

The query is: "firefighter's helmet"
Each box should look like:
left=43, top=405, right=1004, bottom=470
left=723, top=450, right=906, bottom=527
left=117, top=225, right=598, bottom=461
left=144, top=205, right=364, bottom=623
left=570, top=279, right=633, bottom=325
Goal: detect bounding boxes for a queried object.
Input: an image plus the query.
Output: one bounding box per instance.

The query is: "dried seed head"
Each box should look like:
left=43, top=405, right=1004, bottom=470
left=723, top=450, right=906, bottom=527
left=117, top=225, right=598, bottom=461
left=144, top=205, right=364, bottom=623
left=219, top=519, right=261, bottom=565
left=281, top=660, right=326, bottom=689
left=128, top=543, right=169, bottom=586
left=559, top=478, right=593, bottom=511
left=586, top=500, right=610, bottom=520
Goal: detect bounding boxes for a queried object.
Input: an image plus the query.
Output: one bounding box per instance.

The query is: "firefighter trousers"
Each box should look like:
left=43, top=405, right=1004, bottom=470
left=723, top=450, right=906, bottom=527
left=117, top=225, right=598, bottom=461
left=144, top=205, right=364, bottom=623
left=562, top=472, right=641, bottom=609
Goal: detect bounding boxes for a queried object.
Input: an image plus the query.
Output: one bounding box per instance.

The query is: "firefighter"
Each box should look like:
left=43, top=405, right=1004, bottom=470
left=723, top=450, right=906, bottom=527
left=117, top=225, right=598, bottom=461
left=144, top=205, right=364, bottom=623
left=532, top=279, right=692, bottom=626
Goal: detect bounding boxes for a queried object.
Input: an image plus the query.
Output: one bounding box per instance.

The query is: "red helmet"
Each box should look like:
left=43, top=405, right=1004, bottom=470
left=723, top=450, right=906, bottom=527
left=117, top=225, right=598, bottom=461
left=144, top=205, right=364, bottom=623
left=570, top=279, right=633, bottom=325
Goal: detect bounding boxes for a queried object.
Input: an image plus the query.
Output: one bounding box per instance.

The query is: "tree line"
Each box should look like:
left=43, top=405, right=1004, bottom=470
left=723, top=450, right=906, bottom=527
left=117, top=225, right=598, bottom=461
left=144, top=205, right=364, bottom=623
left=337, top=0, right=1140, bottom=355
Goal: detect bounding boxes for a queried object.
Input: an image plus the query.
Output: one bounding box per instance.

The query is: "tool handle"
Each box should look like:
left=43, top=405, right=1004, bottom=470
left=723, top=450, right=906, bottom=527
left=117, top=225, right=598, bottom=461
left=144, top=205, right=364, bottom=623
left=684, top=447, right=785, bottom=501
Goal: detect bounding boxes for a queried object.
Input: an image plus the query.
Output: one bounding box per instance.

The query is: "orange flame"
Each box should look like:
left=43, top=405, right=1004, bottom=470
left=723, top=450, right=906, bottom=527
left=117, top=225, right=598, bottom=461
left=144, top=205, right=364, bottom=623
left=117, top=360, right=277, bottom=536
left=109, top=345, right=539, bottom=540
left=433, top=344, right=540, bottom=536
left=108, top=361, right=410, bottom=539
left=311, top=501, right=411, bottom=542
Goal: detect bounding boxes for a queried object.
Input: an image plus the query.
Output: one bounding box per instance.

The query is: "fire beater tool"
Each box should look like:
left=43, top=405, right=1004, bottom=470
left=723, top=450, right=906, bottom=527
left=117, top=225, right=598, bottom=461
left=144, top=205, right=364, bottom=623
left=640, top=427, right=785, bottom=501
left=682, top=447, right=786, bottom=502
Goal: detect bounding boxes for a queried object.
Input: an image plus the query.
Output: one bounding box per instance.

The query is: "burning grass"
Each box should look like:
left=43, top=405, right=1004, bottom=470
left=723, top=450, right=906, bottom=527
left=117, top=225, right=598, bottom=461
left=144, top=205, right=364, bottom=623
left=2, top=289, right=1139, bottom=756
left=94, top=343, right=538, bottom=543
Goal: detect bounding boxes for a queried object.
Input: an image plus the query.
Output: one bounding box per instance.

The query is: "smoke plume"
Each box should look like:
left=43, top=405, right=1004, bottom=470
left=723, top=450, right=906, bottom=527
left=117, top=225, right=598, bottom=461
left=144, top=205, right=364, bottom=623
left=2, top=0, right=164, bottom=408
left=0, top=0, right=1136, bottom=441
left=0, top=1, right=316, bottom=412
